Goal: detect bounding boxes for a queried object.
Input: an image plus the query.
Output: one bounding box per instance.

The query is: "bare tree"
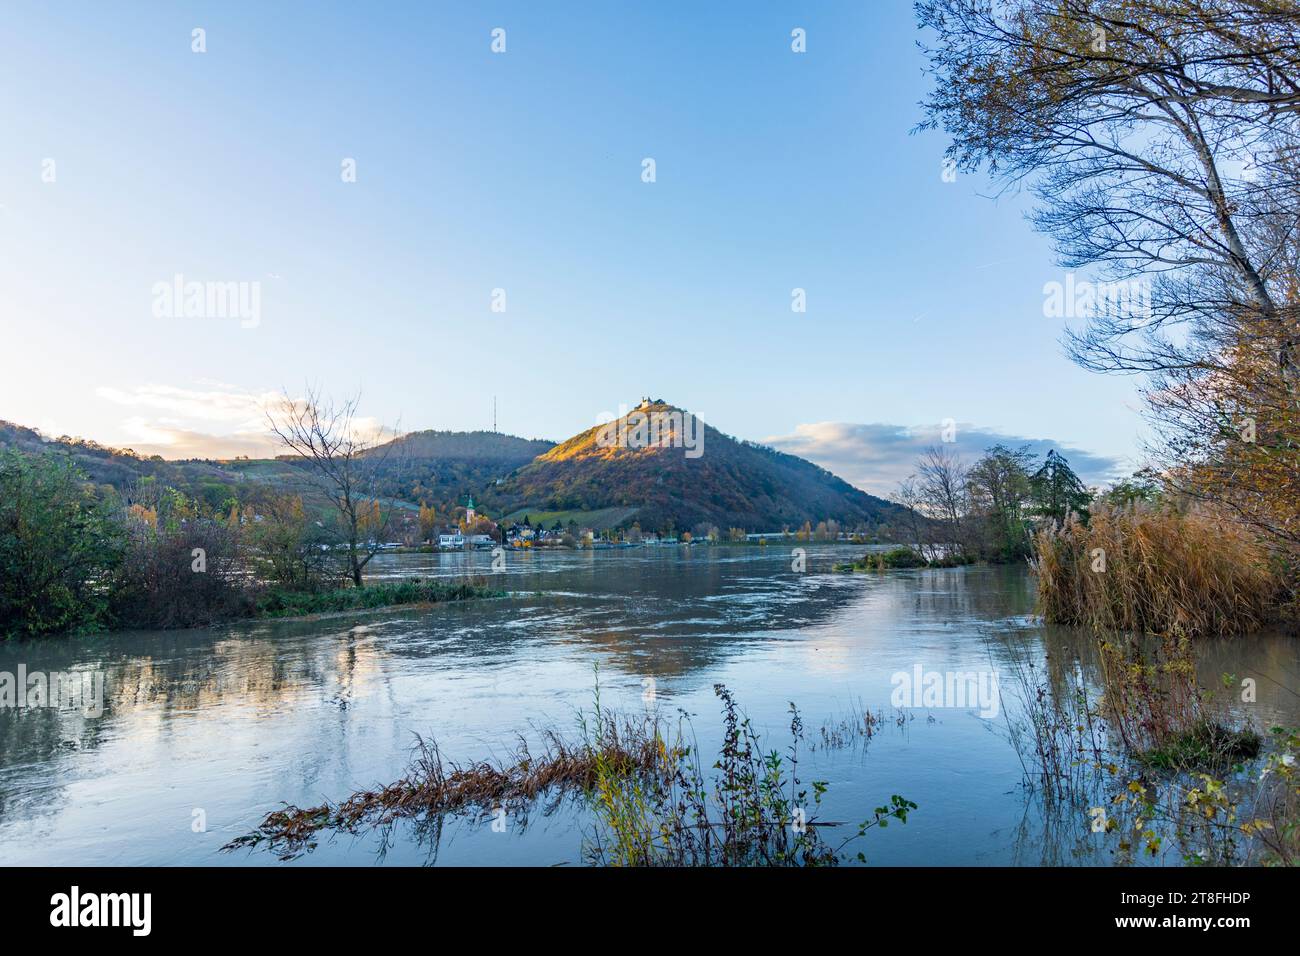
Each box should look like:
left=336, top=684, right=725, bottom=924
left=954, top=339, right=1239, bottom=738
left=890, top=476, right=935, bottom=560
left=917, top=0, right=1300, bottom=374
left=918, top=0, right=1300, bottom=557
left=267, top=387, right=400, bottom=587
left=916, top=445, right=969, bottom=555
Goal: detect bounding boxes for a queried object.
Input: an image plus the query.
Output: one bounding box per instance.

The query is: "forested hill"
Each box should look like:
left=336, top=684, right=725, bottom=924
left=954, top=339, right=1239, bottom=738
left=480, top=402, right=908, bottom=533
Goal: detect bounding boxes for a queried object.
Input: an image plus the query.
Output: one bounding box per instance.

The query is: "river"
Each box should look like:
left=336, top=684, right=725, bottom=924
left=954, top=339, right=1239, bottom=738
left=1, top=545, right=1295, bottom=865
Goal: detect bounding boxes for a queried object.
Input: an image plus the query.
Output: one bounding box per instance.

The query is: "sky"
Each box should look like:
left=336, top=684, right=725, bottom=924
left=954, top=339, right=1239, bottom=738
left=0, top=1, right=1149, bottom=494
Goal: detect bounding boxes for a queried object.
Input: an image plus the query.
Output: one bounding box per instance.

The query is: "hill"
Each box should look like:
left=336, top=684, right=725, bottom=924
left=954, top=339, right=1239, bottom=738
left=478, top=401, right=907, bottom=534
left=1, top=410, right=908, bottom=537
left=0, top=420, right=249, bottom=511
left=367, top=430, right=555, bottom=509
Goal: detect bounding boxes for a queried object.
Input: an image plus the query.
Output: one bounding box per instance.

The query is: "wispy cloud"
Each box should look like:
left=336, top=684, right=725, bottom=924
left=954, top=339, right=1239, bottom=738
left=96, top=383, right=392, bottom=460
left=114, top=420, right=282, bottom=459
left=764, top=421, right=1128, bottom=496
left=95, top=384, right=278, bottom=426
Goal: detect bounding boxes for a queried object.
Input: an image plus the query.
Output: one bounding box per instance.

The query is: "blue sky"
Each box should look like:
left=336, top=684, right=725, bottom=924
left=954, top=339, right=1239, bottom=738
left=0, top=1, right=1146, bottom=493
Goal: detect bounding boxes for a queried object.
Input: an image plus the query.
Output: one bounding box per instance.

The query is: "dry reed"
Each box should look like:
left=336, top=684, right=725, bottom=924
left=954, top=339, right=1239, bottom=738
left=1031, top=502, right=1283, bottom=638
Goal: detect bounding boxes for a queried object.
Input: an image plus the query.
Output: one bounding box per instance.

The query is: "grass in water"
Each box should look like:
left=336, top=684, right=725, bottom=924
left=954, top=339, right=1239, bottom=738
left=225, top=677, right=916, bottom=866
left=585, top=682, right=915, bottom=866
left=999, top=631, right=1297, bottom=865
left=254, top=577, right=501, bottom=618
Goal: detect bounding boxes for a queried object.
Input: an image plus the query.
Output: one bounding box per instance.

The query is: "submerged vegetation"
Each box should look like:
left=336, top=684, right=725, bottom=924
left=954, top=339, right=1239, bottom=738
left=1000, top=629, right=1298, bottom=865
left=226, top=680, right=916, bottom=866
left=254, top=578, right=500, bottom=618
left=835, top=546, right=972, bottom=572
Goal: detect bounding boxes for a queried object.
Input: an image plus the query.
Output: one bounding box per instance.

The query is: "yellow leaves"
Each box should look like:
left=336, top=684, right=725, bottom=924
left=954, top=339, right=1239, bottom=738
left=127, top=503, right=157, bottom=528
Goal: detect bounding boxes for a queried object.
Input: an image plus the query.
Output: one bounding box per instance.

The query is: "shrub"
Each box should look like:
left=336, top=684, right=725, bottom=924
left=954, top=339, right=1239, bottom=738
left=0, top=451, right=123, bottom=638
left=109, top=518, right=254, bottom=629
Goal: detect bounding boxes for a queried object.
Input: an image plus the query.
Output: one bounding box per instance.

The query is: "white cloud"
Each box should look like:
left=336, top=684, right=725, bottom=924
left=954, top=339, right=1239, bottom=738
left=97, top=383, right=393, bottom=460
left=765, top=421, right=1128, bottom=496
left=95, top=383, right=279, bottom=426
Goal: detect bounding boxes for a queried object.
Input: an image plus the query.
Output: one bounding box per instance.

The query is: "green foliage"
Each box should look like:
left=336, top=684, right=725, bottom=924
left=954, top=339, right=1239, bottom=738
left=0, top=450, right=123, bottom=638
left=255, top=578, right=500, bottom=618
left=1029, top=450, right=1091, bottom=524
left=968, top=444, right=1037, bottom=561
left=1141, top=722, right=1262, bottom=772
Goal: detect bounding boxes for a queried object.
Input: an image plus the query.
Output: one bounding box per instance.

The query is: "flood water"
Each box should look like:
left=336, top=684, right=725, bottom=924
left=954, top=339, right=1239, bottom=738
left=1, top=545, right=1296, bottom=866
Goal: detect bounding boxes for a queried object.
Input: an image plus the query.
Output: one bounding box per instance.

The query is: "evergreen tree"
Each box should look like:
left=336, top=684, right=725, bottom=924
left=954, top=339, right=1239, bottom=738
left=1030, top=451, right=1091, bottom=524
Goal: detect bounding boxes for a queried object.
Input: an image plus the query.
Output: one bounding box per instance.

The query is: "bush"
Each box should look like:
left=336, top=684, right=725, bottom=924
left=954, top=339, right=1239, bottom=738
left=876, top=546, right=927, bottom=568
left=109, top=519, right=254, bottom=629
left=835, top=546, right=971, bottom=572
left=0, top=451, right=123, bottom=638
left=246, top=492, right=339, bottom=592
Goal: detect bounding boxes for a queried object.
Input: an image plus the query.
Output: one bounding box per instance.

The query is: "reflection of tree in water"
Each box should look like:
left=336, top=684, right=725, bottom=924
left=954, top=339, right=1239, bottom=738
left=0, top=620, right=387, bottom=830
left=900, top=564, right=1038, bottom=623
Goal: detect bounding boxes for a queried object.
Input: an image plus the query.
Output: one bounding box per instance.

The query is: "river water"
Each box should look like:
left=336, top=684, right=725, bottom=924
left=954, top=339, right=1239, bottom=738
left=1, top=545, right=1296, bottom=865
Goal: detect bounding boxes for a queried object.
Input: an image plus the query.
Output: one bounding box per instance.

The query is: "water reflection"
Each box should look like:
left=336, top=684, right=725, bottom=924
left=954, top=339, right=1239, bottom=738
left=0, top=546, right=1295, bottom=865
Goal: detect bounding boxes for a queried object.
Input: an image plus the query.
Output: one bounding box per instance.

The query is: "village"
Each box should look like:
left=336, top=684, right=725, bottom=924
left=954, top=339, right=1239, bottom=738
left=387, top=496, right=871, bottom=553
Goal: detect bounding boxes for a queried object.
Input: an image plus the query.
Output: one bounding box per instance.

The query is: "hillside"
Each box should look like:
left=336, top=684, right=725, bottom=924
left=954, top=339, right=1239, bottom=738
left=481, top=401, right=907, bottom=533
left=367, top=430, right=555, bottom=509
left=0, top=420, right=248, bottom=511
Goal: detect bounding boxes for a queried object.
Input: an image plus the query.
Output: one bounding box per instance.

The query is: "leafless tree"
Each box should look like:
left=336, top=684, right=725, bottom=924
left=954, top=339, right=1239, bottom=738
left=890, top=476, right=936, bottom=559
left=918, top=0, right=1300, bottom=554
left=267, top=387, right=400, bottom=587
left=918, top=0, right=1300, bottom=375
left=916, top=445, right=970, bottom=555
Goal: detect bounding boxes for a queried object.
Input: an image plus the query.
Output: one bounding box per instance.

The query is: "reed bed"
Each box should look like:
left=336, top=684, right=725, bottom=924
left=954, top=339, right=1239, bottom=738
left=1031, top=503, right=1283, bottom=638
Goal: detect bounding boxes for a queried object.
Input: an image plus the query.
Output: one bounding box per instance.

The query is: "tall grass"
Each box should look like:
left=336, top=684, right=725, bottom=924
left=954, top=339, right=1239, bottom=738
left=998, top=632, right=1286, bottom=865
left=1031, top=503, right=1283, bottom=638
